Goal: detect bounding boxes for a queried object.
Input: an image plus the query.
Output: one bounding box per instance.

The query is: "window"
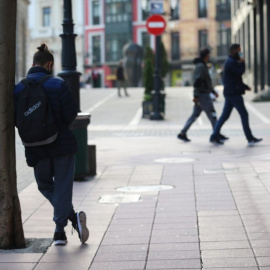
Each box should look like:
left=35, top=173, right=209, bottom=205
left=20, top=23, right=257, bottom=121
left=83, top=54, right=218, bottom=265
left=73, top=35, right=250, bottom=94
left=142, top=32, right=150, bottom=51
left=142, top=0, right=150, bottom=21
left=217, top=24, right=231, bottom=56
left=217, top=0, right=231, bottom=12
left=198, top=30, right=208, bottom=49
left=106, top=34, right=131, bottom=62
left=42, top=7, right=51, bottom=27
left=170, top=0, right=180, bottom=20
left=198, top=0, right=207, bottom=18
left=171, top=32, right=180, bottom=60
left=92, top=0, right=100, bottom=25
left=216, top=0, right=231, bottom=20
left=105, top=0, right=132, bottom=23
left=92, top=36, right=101, bottom=64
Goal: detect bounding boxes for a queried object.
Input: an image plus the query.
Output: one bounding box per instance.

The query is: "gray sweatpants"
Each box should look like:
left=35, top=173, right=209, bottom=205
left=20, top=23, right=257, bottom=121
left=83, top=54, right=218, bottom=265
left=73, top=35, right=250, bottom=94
left=181, top=93, right=217, bottom=134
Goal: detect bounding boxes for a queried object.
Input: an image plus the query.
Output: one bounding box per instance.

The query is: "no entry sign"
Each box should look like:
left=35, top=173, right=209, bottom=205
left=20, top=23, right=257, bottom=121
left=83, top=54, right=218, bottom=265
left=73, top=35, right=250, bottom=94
left=146, top=14, right=166, bottom=36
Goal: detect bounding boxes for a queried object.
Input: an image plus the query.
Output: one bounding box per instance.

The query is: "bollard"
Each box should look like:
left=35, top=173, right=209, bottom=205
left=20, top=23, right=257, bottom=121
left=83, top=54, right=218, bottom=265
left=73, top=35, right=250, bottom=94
left=70, top=113, right=91, bottom=180
left=88, top=145, right=96, bottom=176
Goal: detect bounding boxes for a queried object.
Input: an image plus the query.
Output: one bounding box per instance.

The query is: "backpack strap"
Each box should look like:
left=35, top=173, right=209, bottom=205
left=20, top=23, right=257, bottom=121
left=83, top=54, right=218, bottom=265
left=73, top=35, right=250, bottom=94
left=20, top=75, right=53, bottom=87
left=39, top=75, right=53, bottom=84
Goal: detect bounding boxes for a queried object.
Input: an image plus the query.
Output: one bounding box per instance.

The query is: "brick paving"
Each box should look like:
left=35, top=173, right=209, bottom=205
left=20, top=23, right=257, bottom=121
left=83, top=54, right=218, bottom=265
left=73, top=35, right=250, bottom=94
left=2, top=87, right=270, bottom=269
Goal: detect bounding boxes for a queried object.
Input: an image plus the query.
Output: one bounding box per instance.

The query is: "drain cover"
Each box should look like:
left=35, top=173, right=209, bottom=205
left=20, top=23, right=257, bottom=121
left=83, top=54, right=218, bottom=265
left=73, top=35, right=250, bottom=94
left=204, top=168, right=238, bottom=174
left=98, top=194, right=140, bottom=204
left=116, top=185, right=174, bottom=193
left=155, top=158, right=196, bottom=163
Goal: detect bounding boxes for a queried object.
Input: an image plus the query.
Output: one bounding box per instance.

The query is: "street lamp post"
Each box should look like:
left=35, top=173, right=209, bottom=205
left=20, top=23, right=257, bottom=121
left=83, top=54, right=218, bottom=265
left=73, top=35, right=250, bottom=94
left=150, top=35, right=163, bottom=120
left=58, top=0, right=94, bottom=179
left=58, top=0, right=81, bottom=112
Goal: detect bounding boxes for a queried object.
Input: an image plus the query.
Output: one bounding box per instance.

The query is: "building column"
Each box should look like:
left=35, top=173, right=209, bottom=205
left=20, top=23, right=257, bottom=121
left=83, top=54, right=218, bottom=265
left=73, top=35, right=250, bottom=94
left=256, top=0, right=265, bottom=91
left=263, top=0, right=270, bottom=89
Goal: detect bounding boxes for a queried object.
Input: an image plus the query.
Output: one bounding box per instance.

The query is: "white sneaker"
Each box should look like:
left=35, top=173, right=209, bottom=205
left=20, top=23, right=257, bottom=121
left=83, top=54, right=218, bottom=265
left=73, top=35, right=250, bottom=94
left=72, top=211, right=89, bottom=243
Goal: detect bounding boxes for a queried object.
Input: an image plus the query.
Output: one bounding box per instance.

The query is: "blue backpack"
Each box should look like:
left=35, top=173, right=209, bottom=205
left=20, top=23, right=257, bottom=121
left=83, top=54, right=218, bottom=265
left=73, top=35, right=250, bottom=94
left=16, top=75, right=58, bottom=146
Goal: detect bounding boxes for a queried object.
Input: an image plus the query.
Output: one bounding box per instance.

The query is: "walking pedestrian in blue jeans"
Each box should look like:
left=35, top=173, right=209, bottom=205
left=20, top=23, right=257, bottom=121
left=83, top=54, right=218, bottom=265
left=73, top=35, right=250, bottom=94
left=14, top=43, right=89, bottom=245
left=210, top=44, right=262, bottom=146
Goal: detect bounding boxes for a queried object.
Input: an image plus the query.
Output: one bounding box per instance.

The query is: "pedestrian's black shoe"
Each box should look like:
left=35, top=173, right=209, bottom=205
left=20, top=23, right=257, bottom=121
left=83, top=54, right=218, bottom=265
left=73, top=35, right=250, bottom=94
left=72, top=211, right=89, bottom=244
left=248, top=137, right=263, bottom=146
left=219, top=134, right=229, bottom=142
left=53, top=232, right=67, bottom=246
left=210, top=135, right=224, bottom=145
left=177, top=133, right=191, bottom=142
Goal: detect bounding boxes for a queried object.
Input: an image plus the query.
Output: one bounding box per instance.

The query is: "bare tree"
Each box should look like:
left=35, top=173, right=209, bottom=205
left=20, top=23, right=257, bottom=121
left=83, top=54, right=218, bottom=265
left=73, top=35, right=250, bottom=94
left=0, top=0, right=26, bottom=249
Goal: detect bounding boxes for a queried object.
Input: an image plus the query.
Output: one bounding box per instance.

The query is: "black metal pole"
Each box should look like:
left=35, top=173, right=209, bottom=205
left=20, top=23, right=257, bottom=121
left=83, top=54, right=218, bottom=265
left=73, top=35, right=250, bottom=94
left=58, top=0, right=81, bottom=112
left=150, top=35, right=163, bottom=120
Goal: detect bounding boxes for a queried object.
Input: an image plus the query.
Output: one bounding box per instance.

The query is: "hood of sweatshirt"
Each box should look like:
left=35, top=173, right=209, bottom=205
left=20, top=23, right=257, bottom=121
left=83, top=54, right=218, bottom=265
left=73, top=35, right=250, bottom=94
left=193, top=57, right=205, bottom=65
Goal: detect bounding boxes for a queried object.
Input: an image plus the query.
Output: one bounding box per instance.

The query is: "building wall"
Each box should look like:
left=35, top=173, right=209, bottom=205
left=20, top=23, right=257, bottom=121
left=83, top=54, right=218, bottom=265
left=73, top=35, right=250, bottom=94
left=163, top=0, right=231, bottom=86
left=16, top=0, right=30, bottom=82
left=28, top=0, right=84, bottom=76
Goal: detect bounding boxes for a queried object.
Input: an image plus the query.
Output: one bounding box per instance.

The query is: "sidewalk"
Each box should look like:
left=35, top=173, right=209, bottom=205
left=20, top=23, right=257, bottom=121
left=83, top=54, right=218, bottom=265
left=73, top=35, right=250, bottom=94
left=2, top=87, right=270, bottom=269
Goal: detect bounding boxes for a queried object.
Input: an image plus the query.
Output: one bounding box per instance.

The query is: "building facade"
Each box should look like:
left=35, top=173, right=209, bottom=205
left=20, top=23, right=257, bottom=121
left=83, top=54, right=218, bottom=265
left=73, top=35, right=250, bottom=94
left=84, top=0, right=157, bottom=88
left=16, top=0, right=30, bottom=82
left=28, top=0, right=84, bottom=76
left=84, top=0, right=231, bottom=87
left=232, top=0, right=270, bottom=93
left=162, top=0, right=231, bottom=86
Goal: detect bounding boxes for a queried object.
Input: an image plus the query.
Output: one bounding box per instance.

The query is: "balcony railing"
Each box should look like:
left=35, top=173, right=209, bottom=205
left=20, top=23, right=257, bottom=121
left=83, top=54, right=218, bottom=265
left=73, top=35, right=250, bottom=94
left=217, top=44, right=229, bottom=57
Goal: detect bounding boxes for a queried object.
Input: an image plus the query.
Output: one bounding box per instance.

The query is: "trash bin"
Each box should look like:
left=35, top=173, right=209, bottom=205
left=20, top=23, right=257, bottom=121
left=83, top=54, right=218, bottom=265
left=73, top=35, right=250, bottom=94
left=70, top=113, right=91, bottom=179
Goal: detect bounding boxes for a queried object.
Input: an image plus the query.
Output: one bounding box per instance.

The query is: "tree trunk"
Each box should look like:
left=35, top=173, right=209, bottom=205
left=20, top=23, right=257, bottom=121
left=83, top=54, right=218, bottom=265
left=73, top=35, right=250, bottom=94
left=0, top=0, right=26, bottom=249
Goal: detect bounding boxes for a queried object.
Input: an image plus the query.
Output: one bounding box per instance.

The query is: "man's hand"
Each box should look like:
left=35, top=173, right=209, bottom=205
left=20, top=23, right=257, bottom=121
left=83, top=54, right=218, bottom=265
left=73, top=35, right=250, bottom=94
left=239, top=58, right=245, bottom=63
left=246, top=86, right=251, bottom=91
left=214, top=91, right=219, bottom=98
left=193, top=97, right=199, bottom=104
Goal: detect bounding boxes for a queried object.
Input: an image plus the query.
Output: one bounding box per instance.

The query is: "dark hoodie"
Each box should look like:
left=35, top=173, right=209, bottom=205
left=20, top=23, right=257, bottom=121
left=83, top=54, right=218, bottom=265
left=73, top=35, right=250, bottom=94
left=14, top=66, right=78, bottom=167
left=192, top=58, right=216, bottom=98
left=223, top=55, right=248, bottom=96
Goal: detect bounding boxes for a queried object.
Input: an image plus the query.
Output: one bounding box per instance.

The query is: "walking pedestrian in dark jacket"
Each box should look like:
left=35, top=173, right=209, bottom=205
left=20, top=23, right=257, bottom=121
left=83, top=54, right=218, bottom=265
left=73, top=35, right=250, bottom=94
left=14, top=43, right=89, bottom=245
left=116, top=61, right=129, bottom=97
left=177, top=48, right=227, bottom=142
left=210, top=44, right=262, bottom=145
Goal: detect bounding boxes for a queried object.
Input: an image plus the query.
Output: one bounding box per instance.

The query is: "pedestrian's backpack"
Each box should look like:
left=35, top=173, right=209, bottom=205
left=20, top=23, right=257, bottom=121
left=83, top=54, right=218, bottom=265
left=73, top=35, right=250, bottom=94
left=16, top=75, right=58, bottom=146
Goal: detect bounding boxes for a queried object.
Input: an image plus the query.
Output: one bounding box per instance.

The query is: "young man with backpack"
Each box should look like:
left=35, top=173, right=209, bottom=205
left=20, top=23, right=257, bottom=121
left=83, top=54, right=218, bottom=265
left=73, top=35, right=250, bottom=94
left=14, top=43, right=89, bottom=246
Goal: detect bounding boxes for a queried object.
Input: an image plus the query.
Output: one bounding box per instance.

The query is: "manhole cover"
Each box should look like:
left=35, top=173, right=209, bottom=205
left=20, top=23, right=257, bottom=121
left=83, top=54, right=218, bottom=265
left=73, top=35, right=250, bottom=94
left=155, top=158, right=196, bottom=163
left=204, top=168, right=238, bottom=174
left=116, top=185, right=174, bottom=193
left=98, top=194, right=141, bottom=204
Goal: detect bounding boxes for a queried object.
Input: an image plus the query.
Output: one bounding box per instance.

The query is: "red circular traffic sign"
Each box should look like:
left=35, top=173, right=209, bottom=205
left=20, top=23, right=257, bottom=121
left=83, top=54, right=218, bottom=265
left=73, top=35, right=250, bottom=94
left=146, top=14, right=166, bottom=36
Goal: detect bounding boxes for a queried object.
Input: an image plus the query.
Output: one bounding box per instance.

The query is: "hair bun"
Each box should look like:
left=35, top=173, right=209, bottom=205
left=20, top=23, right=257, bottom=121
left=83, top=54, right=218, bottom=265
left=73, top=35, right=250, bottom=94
left=37, top=43, right=48, bottom=51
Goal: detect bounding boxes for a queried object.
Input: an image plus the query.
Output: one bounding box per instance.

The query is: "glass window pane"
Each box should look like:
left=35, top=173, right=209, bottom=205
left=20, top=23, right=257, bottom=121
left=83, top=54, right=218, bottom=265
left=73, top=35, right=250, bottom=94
left=171, top=32, right=180, bottom=60
left=92, top=0, right=100, bottom=25
left=198, top=0, right=207, bottom=18
left=92, top=36, right=101, bottom=64
left=43, top=7, right=51, bottom=27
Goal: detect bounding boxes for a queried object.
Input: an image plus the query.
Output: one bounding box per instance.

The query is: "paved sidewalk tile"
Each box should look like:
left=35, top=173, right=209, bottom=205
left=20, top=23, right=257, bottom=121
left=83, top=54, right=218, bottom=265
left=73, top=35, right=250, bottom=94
left=7, top=88, right=270, bottom=269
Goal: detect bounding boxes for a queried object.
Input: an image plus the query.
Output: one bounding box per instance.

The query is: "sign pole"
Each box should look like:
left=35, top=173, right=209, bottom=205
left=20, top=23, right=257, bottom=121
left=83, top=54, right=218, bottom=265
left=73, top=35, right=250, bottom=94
left=146, top=14, right=166, bottom=121
left=150, top=35, right=163, bottom=120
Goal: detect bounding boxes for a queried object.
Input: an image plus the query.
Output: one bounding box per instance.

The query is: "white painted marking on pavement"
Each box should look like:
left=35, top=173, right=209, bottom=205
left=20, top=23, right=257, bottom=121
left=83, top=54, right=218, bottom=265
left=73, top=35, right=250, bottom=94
left=128, top=107, right=142, bottom=126
left=85, top=92, right=116, bottom=113
left=245, top=101, right=270, bottom=124
left=148, top=22, right=165, bottom=28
